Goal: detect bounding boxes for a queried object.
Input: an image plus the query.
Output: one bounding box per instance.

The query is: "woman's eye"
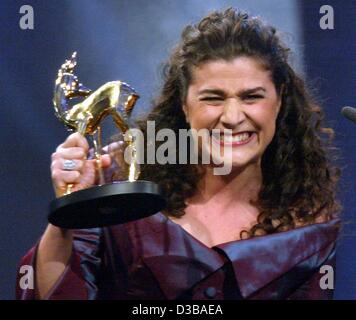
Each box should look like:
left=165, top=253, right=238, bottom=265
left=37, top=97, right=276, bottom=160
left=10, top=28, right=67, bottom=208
left=201, top=97, right=223, bottom=101
left=200, top=97, right=224, bottom=105
left=245, top=95, right=263, bottom=100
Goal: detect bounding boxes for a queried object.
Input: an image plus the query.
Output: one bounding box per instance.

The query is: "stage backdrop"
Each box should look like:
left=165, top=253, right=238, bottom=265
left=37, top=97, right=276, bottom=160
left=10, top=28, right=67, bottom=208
left=0, top=0, right=354, bottom=299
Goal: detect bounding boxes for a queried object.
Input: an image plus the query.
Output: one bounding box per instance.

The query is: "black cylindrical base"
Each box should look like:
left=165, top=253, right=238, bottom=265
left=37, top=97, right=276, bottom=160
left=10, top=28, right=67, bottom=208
left=48, top=180, right=166, bottom=229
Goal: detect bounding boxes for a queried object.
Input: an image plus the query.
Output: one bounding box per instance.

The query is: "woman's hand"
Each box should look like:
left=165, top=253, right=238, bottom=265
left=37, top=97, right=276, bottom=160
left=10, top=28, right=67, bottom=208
left=51, top=132, right=111, bottom=197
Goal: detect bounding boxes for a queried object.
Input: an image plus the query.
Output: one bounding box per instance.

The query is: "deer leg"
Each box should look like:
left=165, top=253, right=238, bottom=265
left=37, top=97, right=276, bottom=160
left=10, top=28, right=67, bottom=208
left=93, top=126, right=105, bottom=185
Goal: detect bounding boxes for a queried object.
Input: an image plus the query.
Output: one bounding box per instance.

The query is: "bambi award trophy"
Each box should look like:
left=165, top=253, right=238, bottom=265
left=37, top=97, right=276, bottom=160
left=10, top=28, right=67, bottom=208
left=48, top=52, right=166, bottom=229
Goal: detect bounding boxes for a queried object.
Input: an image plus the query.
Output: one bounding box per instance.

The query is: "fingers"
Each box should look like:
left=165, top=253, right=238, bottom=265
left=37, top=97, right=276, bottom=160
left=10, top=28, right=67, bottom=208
left=51, top=169, right=81, bottom=190
left=100, top=154, right=112, bottom=168
left=51, top=153, right=111, bottom=170
left=61, top=132, right=89, bottom=151
left=79, top=160, right=97, bottom=187
left=52, top=159, right=97, bottom=194
left=51, top=133, right=90, bottom=195
left=51, top=159, right=84, bottom=184
left=51, top=132, right=114, bottom=197
left=51, top=158, right=84, bottom=172
left=52, top=133, right=88, bottom=161
left=51, top=156, right=86, bottom=189
left=52, top=147, right=86, bottom=161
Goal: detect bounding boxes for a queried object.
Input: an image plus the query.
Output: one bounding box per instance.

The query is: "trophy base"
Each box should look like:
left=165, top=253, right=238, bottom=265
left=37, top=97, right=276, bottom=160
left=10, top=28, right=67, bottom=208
left=48, top=180, right=166, bottom=229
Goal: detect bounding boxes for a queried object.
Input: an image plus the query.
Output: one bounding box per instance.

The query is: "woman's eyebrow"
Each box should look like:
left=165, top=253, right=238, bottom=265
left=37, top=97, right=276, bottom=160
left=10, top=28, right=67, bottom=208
left=239, top=87, right=266, bottom=95
left=198, top=89, right=225, bottom=96
left=198, top=87, right=266, bottom=96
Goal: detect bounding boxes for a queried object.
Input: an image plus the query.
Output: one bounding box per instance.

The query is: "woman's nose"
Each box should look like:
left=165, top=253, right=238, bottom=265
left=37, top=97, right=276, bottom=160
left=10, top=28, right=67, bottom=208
left=220, top=98, right=246, bottom=127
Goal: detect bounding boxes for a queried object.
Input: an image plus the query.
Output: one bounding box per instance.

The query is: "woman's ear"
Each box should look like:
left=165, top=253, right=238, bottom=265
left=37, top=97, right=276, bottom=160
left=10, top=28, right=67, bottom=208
left=183, top=104, right=190, bottom=123
left=277, top=96, right=282, bottom=114
left=277, top=84, right=285, bottom=113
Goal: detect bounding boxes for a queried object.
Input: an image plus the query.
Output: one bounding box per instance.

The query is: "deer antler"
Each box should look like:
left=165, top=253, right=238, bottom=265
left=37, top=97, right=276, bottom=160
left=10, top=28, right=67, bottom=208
left=58, top=51, right=77, bottom=76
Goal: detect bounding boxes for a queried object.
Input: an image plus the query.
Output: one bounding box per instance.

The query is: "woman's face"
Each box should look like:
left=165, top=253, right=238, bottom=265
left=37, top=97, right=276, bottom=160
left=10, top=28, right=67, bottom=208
left=183, top=56, right=282, bottom=172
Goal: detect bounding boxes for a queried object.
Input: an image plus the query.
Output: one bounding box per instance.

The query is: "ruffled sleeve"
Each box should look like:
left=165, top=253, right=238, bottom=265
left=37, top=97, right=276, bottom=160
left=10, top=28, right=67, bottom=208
left=16, top=227, right=102, bottom=300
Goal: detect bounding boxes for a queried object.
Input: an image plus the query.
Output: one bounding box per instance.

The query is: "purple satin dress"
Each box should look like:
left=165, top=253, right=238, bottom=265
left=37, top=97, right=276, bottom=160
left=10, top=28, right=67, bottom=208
left=16, top=212, right=339, bottom=300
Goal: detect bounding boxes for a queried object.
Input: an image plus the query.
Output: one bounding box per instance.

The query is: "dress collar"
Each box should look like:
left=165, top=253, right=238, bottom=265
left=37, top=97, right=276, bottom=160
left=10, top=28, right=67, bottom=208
left=214, top=218, right=340, bottom=298
left=130, top=213, right=339, bottom=299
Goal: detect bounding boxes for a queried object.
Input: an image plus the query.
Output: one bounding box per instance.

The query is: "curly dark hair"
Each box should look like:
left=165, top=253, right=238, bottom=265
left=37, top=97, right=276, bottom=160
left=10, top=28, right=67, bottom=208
left=137, top=7, right=341, bottom=238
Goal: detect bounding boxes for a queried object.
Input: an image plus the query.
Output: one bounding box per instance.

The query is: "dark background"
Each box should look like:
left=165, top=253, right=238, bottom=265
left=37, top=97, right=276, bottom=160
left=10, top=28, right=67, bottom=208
left=301, top=0, right=356, bottom=299
left=0, top=0, right=355, bottom=299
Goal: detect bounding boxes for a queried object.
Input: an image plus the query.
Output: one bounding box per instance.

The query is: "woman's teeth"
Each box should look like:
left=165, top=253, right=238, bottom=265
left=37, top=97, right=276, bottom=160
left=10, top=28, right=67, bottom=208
left=220, top=132, right=251, bottom=143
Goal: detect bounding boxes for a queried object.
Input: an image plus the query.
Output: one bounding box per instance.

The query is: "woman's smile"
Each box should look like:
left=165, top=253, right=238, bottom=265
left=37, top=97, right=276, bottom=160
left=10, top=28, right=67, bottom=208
left=211, top=131, right=257, bottom=147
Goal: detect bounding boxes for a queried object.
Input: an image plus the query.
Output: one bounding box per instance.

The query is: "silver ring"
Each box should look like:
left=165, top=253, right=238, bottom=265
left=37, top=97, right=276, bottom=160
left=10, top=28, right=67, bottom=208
left=63, top=159, right=76, bottom=171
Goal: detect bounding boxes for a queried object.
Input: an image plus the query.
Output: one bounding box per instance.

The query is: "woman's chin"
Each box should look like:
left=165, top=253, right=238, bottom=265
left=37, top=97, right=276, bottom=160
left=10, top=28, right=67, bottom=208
left=207, top=152, right=260, bottom=175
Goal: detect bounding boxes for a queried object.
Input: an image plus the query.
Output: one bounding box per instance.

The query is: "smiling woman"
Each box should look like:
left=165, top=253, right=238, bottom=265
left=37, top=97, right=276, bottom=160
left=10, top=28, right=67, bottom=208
left=17, top=7, right=341, bottom=300
left=140, top=8, right=341, bottom=241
